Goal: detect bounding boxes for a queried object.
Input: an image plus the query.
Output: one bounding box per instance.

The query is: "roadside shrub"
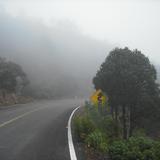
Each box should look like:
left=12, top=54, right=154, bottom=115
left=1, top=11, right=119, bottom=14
left=108, top=140, right=129, bottom=160
left=126, top=137, right=154, bottom=159
left=142, top=149, right=155, bottom=160
left=100, top=116, right=122, bottom=141
left=132, top=128, right=146, bottom=137
left=126, top=150, right=143, bottom=160
left=85, top=130, right=108, bottom=153
left=108, top=136, right=160, bottom=160
left=127, top=137, right=154, bottom=152
left=74, top=104, right=160, bottom=159
left=152, top=141, right=160, bottom=160
left=86, top=105, right=101, bottom=127
left=85, top=104, right=122, bottom=140
left=73, top=115, right=95, bottom=141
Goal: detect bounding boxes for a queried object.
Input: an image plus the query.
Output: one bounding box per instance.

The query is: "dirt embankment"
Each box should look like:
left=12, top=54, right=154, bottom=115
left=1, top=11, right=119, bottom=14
left=0, top=93, right=33, bottom=106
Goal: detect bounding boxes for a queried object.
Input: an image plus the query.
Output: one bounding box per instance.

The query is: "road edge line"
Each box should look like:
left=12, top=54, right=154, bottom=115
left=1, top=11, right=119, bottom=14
left=68, top=106, right=80, bottom=160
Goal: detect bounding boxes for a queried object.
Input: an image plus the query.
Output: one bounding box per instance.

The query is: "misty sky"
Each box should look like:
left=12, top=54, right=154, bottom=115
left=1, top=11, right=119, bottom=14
left=2, top=0, right=160, bottom=63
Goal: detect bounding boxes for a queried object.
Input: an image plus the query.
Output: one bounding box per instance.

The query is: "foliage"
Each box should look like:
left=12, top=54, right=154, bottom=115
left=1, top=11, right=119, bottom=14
left=85, top=103, right=102, bottom=128
left=131, top=97, right=160, bottom=137
left=85, top=130, right=108, bottom=153
left=0, top=57, right=29, bottom=93
left=152, top=141, right=160, bottom=160
left=85, top=102, right=122, bottom=140
left=73, top=115, right=95, bottom=141
left=74, top=103, right=122, bottom=153
left=132, top=128, right=147, bottom=137
left=100, top=116, right=122, bottom=141
left=108, top=136, right=160, bottom=160
left=93, top=47, right=159, bottom=103
left=127, top=137, right=154, bottom=152
left=108, top=140, right=130, bottom=160
left=93, top=47, right=160, bottom=138
left=73, top=103, right=160, bottom=159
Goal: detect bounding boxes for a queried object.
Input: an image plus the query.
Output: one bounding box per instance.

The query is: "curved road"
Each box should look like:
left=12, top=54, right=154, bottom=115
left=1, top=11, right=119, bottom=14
left=0, top=99, right=83, bottom=160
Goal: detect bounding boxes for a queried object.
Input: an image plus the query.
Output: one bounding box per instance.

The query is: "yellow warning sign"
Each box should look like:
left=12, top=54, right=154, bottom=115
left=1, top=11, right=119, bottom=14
left=90, top=89, right=107, bottom=106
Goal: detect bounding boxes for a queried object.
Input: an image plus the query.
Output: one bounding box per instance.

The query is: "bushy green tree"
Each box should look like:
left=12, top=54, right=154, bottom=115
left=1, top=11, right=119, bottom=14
left=93, top=47, right=160, bottom=139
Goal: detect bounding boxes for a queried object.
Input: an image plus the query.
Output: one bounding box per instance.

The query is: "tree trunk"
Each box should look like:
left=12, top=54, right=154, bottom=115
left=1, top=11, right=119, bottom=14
left=129, top=106, right=133, bottom=137
left=111, top=105, right=114, bottom=119
left=127, top=106, right=131, bottom=138
left=129, top=104, right=135, bottom=137
left=115, top=106, right=118, bottom=122
left=115, top=106, right=119, bottom=137
left=122, top=105, right=127, bottom=139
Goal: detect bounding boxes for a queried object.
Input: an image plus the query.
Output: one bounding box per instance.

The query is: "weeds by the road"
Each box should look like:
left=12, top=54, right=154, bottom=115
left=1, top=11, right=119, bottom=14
left=73, top=102, right=160, bottom=160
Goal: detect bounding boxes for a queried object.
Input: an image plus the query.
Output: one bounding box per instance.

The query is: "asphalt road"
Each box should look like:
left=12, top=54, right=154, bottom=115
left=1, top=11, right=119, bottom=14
left=0, top=99, right=83, bottom=160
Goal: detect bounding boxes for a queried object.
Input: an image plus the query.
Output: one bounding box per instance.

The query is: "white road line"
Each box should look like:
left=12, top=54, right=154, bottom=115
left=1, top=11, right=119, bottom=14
left=68, top=106, right=80, bottom=160
left=0, top=108, right=43, bottom=128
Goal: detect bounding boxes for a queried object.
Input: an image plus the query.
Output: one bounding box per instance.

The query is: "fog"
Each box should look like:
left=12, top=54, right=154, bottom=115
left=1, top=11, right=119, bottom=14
left=1, top=0, right=160, bottom=98
left=3, top=0, right=160, bottom=63
left=0, top=10, right=112, bottom=98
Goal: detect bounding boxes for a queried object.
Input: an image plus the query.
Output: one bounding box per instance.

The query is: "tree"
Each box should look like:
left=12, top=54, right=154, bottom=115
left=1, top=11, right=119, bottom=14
left=93, top=47, right=159, bottom=139
left=0, top=57, right=29, bottom=97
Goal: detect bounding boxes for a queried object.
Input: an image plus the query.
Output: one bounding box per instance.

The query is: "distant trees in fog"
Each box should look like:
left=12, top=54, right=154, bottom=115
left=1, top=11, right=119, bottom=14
left=0, top=57, right=29, bottom=103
